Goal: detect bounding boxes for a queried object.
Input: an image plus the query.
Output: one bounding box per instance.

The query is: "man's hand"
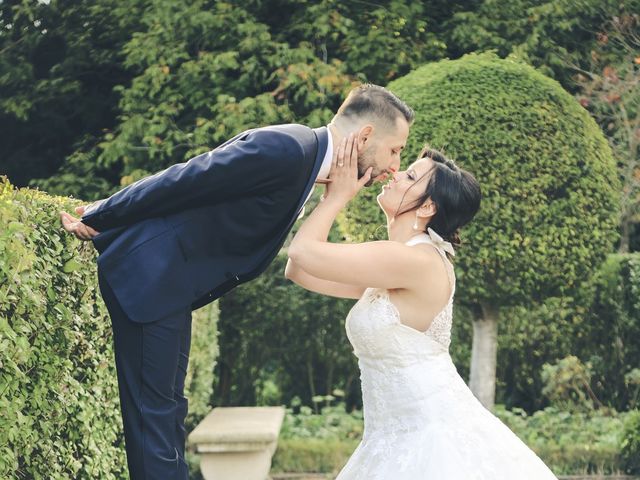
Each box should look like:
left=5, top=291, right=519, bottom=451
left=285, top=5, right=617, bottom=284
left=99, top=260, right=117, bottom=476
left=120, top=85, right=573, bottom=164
left=59, top=205, right=100, bottom=241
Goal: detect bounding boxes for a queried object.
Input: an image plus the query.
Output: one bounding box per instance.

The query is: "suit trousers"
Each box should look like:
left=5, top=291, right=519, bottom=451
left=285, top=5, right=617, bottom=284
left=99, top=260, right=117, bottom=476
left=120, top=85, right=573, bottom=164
left=98, top=270, right=192, bottom=480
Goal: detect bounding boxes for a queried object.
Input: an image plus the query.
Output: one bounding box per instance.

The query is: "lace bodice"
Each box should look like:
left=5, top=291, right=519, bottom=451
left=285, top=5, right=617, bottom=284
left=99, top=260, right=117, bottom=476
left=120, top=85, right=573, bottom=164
left=345, top=229, right=456, bottom=358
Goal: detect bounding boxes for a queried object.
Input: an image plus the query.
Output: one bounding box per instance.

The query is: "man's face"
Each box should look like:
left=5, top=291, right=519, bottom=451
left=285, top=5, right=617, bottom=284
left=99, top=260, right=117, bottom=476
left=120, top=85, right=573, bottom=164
left=357, top=116, right=410, bottom=187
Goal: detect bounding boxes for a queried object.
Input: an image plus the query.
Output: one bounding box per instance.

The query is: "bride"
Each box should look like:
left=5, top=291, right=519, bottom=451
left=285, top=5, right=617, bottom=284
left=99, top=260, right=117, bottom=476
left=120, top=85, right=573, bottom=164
left=285, top=133, right=557, bottom=479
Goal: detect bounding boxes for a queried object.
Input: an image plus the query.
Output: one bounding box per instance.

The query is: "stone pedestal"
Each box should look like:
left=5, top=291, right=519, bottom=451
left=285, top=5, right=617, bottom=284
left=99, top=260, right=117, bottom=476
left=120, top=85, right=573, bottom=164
left=188, top=406, right=285, bottom=480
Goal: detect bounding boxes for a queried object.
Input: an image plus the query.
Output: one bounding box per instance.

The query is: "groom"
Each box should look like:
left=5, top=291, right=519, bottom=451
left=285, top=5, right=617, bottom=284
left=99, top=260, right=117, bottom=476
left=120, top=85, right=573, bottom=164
left=60, top=84, right=413, bottom=479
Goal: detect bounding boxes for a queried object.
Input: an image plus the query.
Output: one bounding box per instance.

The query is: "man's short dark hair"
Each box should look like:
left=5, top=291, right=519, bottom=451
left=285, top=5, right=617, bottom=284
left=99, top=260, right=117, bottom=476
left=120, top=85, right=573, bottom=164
left=335, top=84, right=415, bottom=128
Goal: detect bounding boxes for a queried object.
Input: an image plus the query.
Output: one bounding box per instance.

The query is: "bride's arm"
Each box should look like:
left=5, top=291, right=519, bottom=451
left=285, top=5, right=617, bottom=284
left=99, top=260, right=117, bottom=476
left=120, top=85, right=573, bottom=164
left=284, top=257, right=365, bottom=299
left=287, top=134, right=429, bottom=290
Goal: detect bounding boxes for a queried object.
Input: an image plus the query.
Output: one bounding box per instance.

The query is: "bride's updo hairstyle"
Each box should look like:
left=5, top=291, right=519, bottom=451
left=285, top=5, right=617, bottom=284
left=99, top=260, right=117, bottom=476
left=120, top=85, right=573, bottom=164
left=400, top=146, right=481, bottom=249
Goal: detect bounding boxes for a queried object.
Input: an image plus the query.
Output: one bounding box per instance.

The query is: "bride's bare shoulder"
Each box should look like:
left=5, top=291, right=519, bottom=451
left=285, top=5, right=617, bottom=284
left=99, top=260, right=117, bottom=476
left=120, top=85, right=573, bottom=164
left=404, top=242, right=451, bottom=288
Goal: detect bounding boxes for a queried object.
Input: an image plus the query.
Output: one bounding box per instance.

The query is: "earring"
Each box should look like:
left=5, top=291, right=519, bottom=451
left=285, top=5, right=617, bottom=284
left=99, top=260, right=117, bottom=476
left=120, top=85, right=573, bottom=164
left=412, top=215, right=420, bottom=231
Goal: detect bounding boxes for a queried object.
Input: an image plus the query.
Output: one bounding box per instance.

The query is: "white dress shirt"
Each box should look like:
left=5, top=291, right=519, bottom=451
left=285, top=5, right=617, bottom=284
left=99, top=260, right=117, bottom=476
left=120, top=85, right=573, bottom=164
left=297, top=128, right=333, bottom=220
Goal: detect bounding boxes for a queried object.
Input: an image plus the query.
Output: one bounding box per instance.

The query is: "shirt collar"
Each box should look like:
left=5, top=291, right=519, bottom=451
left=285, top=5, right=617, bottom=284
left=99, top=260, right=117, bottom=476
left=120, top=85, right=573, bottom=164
left=315, top=127, right=334, bottom=181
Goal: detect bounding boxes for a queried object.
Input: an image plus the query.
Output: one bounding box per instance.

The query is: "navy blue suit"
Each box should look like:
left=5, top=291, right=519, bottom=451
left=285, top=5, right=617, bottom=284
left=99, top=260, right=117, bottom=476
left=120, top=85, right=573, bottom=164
left=82, top=124, right=328, bottom=479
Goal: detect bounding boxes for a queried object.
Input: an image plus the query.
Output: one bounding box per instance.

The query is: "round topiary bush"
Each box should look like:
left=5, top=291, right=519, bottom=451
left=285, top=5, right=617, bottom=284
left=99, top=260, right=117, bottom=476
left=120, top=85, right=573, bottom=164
left=338, top=53, right=621, bottom=407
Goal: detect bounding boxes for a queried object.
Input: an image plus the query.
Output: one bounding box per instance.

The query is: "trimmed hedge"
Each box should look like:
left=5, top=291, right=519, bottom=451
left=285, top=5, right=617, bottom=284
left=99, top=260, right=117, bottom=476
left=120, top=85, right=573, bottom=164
left=0, top=177, right=218, bottom=479
left=272, top=437, right=359, bottom=474
left=621, top=409, right=640, bottom=474
left=495, top=406, right=628, bottom=476
left=580, top=253, right=640, bottom=411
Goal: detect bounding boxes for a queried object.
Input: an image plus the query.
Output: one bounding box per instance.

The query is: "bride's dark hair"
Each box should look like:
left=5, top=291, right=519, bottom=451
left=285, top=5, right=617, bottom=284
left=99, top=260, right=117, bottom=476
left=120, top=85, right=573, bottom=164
left=395, top=145, right=482, bottom=250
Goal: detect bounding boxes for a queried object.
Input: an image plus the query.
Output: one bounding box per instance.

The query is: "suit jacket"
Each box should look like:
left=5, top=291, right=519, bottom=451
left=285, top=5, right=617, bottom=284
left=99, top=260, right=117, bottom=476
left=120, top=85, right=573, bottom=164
left=81, top=124, right=328, bottom=323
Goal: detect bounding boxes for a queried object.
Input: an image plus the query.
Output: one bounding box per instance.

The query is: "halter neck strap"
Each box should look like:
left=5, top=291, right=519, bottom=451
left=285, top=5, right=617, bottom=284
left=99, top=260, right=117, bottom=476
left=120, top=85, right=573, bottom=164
left=405, top=228, right=456, bottom=257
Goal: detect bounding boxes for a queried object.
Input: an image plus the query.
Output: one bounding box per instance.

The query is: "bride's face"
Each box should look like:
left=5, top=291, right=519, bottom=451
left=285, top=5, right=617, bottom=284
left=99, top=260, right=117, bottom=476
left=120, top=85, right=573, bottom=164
left=377, top=157, right=434, bottom=217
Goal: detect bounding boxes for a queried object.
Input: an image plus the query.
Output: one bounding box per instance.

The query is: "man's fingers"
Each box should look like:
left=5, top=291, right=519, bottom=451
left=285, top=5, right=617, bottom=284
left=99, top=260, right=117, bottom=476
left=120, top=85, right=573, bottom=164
left=60, top=212, right=79, bottom=227
left=84, top=224, right=99, bottom=237
left=359, top=167, right=373, bottom=187
left=59, top=211, right=97, bottom=240
left=60, top=211, right=75, bottom=230
left=74, top=223, right=92, bottom=240
left=348, top=133, right=357, bottom=169
left=74, top=222, right=96, bottom=239
left=337, top=137, right=346, bottom=166
left=75, top=205, right=86, bottom=215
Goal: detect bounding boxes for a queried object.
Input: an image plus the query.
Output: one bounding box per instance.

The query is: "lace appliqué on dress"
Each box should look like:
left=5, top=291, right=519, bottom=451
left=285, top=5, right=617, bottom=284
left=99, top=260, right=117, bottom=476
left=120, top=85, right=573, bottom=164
left=362, top=231, right=457, bottom=349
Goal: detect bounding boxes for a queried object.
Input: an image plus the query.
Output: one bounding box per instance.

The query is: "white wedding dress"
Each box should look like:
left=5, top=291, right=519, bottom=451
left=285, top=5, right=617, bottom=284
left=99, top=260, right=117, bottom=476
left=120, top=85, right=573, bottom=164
left=336, top=230, right=557, bottom=480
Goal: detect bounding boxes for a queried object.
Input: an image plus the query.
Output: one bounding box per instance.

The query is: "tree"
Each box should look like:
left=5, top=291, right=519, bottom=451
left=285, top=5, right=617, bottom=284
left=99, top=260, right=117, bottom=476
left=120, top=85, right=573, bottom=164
left=21, top=0, right=451, bottom=201
left=339, top=53, right=621, bottom=408
left=570, top=12, right=640, bottom=253
left=445, top=0, right=640, bottom=90
left=0, top=0, right=146, bottom=189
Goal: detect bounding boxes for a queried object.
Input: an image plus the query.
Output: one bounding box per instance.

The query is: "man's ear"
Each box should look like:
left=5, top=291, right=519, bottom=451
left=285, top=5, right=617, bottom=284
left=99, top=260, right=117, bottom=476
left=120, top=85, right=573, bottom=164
left=358, top=124, right=374, bottom=148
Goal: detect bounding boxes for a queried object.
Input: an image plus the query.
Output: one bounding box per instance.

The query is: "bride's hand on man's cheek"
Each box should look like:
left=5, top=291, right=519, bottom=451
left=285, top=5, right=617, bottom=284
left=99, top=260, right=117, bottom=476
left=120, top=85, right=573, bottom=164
left=324, top=133, right=372, bottom=204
